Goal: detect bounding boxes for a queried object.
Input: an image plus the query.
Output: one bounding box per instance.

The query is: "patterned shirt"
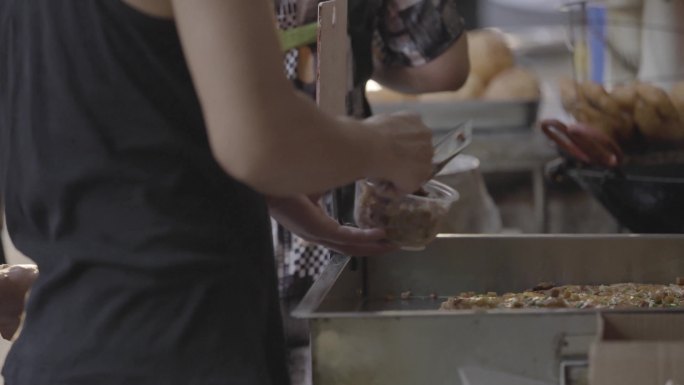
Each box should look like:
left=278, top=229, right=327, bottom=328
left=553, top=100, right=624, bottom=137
left=276, top=0, right=465, bottom=116
left=273, top=0, right=465, bottom=299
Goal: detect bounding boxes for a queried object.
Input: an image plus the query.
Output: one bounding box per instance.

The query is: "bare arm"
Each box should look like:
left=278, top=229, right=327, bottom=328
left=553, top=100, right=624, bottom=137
left=170, top=0, right=432, bottom=196
left=0, top=264, right=38, bottom=340
left=373, top=34, right=470, bottom=95
left=267, top=195, right=396, bottom=256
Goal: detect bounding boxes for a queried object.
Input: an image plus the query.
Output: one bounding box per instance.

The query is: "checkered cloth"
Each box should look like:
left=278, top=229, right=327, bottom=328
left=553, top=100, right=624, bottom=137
left=273, top=0, right=465, bottom=300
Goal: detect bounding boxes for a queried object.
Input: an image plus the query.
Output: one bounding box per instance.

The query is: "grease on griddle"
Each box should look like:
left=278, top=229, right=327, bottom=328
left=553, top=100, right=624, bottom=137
left=531, top=282, right=556, bottom=291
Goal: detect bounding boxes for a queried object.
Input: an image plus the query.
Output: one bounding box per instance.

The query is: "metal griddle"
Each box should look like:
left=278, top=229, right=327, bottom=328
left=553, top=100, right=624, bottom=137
left=294, top=235, right=684, bottom=385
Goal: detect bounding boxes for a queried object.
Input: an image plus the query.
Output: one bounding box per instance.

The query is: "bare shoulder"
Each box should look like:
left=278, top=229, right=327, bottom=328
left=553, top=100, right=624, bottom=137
left=122, top=0, right=174, bottom=19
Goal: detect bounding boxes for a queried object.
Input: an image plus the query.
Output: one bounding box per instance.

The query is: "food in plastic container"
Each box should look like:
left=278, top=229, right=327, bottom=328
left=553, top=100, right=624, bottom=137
left=354, top=179, right=459, bottom=251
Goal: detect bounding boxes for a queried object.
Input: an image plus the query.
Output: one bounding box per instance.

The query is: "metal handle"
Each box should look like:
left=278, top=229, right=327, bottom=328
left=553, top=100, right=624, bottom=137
left=541, top=119, right=624, bottom=168
left=560, top=359, right=589, bottom=385
left=559, top=334, right=592, bottom=385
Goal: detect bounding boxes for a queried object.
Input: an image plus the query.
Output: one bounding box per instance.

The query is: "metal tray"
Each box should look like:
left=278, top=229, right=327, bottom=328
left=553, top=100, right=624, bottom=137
left=295, top=235, right=684, bottom=385
left=369, top=100, right=540, bottom=132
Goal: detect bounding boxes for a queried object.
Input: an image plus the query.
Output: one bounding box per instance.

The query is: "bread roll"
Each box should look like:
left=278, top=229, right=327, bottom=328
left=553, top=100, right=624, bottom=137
left=467, top=30, right=515, bottom=85
left=482, top=68, right=541, bottom=101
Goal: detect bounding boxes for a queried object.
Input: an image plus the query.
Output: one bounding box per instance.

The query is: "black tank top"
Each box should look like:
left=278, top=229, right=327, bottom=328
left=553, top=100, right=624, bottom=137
left=0, top=1, right=288, bottom=384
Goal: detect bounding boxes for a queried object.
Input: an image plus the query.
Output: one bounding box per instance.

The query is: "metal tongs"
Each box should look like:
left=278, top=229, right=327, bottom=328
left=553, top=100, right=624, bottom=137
left=372, top=120, right=473, bottom=194
left=431, top=120, right=474, bottom=179
left=541, top=119, right=624, bottom=171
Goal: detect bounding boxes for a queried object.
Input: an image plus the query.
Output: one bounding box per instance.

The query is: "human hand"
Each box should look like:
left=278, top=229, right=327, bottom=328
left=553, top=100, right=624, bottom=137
left=0, top=264, right=38, bottom=340
left=365, top=112, right=433, bottom=193
left=541, top=119, right=623, bottom=168
left=268, top=195, right=397, bottom=257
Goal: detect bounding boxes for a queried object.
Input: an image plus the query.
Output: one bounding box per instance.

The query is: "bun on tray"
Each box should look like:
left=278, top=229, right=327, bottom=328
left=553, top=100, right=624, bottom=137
left=468, top=30, right=515, bottom=85
left=373, top=29, right=541, bottom=104
left=482, top=68, right=541, bottom=101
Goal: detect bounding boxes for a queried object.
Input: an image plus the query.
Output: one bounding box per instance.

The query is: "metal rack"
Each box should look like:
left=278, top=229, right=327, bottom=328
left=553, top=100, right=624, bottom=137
left=370, top=100, right=557, bottom=233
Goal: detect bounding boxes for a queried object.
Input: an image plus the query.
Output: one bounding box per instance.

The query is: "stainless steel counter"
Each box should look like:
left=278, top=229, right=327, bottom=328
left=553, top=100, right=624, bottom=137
left=295, top=235, right=684, bottom=385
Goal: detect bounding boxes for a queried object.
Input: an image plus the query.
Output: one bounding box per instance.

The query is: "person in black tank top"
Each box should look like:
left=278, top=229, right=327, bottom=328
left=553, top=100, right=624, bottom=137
left=0, top=0, right=468, bottom=383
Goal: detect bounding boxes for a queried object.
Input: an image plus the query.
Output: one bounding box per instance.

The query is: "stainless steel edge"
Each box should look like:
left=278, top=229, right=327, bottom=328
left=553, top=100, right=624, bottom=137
left=303, top=234, right=684, bottom=385
left=297, top=234, right=684, bottom=319
left=292, top=253, right=352, bottom=319
left=370, top=100, right=540, bottom=131
left=297, top=306, right=684, bottom=320
left=433, top=233, right=684, bottom=240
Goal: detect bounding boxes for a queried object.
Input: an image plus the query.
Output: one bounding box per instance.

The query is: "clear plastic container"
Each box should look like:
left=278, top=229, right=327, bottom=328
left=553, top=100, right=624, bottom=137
left=354, top=179, right=459, bottom=251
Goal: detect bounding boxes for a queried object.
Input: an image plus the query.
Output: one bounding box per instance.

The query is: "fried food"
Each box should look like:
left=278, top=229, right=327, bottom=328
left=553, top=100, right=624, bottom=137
left=636, top=83, right=680, bottom=121
left=440, top=282, right=684, bottom=310
left=633, top=83, right=684, bottom=143
left=482, top=68, right=541, bottom=101
left=571, top=103, right=617, bottom=137
left=581, top=82, right=634, bottom=141
left=634, top=98, right=664, bottom=140
left=611, top=83, right=639, bottom=112
left=557, top=79, right=684, bottom=145
left=559, top=80, right=635, bottom=142
left=582, top=81, right=623, bottom=118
